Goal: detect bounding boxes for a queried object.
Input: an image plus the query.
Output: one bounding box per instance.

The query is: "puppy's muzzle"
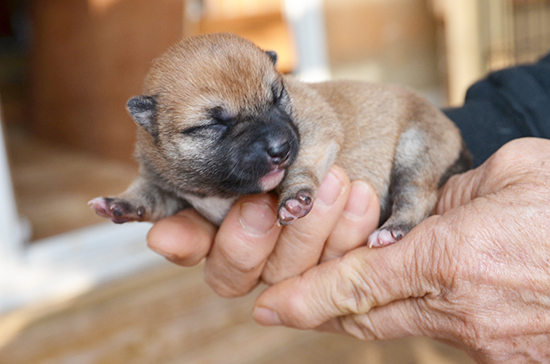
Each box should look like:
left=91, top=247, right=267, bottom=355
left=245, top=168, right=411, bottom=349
left=216, top=105, right=299, bottom=194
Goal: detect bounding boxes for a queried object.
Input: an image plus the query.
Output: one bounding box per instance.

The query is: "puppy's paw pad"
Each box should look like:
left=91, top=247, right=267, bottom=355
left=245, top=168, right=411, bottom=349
left=367, top=228, right=405, bottom=248
left=88, top=197, right=145, bottom=224
left=278, top=191, right=314, bottom=225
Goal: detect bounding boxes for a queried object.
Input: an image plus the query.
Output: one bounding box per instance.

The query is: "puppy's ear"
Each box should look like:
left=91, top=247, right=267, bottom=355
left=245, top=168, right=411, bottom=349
left=266, top=50, right=278, bottom=66
left=127, top=95, right=157, bottom=136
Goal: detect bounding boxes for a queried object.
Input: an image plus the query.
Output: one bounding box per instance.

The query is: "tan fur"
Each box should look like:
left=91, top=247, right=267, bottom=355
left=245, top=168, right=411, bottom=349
left=90, top=33, right=471, bottom=246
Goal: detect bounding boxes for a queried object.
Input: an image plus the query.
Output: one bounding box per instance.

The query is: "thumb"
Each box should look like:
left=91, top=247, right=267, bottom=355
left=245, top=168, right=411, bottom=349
left=435, top=138, right=541, bottom=214
left=253, top=221, right=440, bottom=329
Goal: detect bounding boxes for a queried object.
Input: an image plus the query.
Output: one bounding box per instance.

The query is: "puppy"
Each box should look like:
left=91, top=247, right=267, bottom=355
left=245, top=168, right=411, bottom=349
left=90, top=33, right=471, bottom=247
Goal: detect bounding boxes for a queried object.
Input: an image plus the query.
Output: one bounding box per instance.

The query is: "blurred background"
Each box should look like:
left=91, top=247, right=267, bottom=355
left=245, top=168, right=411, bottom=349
left=1, top=0, right=549, bottom=363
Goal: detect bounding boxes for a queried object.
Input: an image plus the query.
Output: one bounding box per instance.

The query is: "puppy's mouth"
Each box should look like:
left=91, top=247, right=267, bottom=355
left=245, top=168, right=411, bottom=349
left=217, top=110, right=300, bottom=195
left=259, top=167, right=286, bottom=192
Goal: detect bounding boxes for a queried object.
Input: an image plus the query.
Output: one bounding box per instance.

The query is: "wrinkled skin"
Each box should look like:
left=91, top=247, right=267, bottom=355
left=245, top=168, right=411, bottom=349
left=148, top=138, right=550, bottom=363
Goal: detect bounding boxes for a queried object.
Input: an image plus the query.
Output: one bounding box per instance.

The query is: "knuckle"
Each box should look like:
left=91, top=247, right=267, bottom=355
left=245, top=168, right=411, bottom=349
left=216, top=240, right=265, bottom=275
left=203, top=265, right=258, bottom=298
left=413, top=215, right=463, bottom=289
left=283, top=224, right=319, bottom=245
left=333, top=254, right=375, bottom=315
left=264, top=231, right=322, bottom=274
left=339, top=315, right=379, bottom=341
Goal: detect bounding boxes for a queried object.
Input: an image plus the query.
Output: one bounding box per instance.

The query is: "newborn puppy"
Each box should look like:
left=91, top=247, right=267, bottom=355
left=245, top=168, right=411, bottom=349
left=90, top=33, right=471, bottom=247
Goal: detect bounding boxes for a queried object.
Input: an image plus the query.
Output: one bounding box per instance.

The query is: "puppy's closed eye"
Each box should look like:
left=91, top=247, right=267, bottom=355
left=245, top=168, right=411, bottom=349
left=181, top=107, right=236, bottom=136
left=210, top=106, right=237, bottom=128
left=181, top=123, right=226, bottom=136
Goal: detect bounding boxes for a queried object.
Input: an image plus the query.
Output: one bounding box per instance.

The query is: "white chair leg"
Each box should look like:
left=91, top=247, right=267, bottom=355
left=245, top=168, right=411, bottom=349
left=283, top=0, right=331, bottom=82
left=0, top=101, right=26, bottom=267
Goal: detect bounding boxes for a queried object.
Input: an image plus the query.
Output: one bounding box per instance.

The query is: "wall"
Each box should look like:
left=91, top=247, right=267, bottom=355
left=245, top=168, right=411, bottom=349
left=29, top=0, right=185, bottom=162
left=324, top=0, right=440, bottom=90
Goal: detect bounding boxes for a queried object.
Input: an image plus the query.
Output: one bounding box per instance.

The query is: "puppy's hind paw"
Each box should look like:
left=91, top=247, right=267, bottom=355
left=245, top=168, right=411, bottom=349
left=278, top=191, right=314, bottom=226
left=367, top=227, right=405, bottom=248
left=89, top=197, right=146, bottom=224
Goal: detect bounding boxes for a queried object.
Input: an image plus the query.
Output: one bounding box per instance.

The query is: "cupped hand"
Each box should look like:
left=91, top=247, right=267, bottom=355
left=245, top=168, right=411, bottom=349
left=147, top=165, right=380, bottom=297
left=252, top=138, right=550, bottom=363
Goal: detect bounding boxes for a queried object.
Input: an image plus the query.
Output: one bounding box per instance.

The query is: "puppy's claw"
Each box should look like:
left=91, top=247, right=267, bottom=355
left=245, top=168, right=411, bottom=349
left=88, top=197, right=145, bottom=224
left=277, top=191, right=314, bottom=225
left=367, top=228, right=405, bottom=248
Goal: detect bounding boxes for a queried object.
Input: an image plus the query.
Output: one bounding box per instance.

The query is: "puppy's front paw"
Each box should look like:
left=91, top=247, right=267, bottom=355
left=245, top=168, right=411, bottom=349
left=89, top=197, right=146, bottom=224
left=367, top=227, right=406, bottom=248
left=278, top=191, right=314, bottom=225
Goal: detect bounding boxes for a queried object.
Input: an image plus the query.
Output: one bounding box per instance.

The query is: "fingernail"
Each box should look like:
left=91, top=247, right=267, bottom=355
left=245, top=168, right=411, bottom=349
left=253, top=307, right=282, bottom=326
left=343, top=181, right=372, bottom=218
left=239, top=201, right=277, bottom=236
left=317, top=171, right=343, bottom=206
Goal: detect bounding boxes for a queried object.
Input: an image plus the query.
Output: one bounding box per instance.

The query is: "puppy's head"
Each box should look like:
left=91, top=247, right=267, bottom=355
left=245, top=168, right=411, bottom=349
left=127, top=33, right=299, bottom=196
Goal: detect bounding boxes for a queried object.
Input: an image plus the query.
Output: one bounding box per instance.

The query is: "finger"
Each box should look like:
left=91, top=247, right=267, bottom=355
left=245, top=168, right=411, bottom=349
left=261, top=165, right=350, bottom=284
left=147, top=208, right=217, bottom=266
left=435, top=141, right=526, bottom=215
left=203, top=193, right=282, bottom=297
left=437, top=139, right=550, bottom=215
left=253, top=220, right=440, bottom=329
left=320, top=180, right=380, bottom=263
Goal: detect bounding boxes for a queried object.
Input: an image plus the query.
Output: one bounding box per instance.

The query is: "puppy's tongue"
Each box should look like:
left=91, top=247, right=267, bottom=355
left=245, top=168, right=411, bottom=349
left=259, top=169, right=285, bottom=191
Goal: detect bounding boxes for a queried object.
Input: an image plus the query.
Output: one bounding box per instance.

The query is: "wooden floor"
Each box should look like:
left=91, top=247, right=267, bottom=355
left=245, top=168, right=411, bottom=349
left=0, top=263, right=474, bottom=364
left=6, top=128, right=139, bottom=241
left=0, top=130, right=475, bottom=364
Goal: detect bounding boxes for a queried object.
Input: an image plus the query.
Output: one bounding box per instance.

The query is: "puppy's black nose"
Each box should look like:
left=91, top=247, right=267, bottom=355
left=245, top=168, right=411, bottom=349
left=267, top=142, right=291, bottom=165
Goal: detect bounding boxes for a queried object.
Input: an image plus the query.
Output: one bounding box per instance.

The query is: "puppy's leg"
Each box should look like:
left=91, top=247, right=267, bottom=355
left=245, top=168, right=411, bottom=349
left=277, top=167, right=317, bottom=225
left=89, top=177, right=187, bottom=223
left=368, top=124, right=471, bottom=248
left=277, top=141, right=341, bottom=225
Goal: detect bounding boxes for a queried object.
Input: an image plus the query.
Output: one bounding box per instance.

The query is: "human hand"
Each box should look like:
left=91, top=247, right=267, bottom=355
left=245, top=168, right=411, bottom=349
left=252, top=138, right=550, bottom=364
left=147, top=165, right=380, bottom=297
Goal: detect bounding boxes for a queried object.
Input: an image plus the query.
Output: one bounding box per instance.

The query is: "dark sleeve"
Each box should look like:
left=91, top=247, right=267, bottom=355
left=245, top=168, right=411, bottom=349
left=443, top=53, right=550, bottom=167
